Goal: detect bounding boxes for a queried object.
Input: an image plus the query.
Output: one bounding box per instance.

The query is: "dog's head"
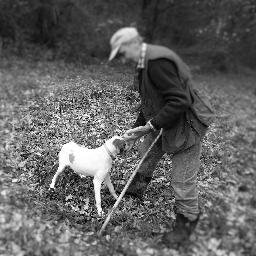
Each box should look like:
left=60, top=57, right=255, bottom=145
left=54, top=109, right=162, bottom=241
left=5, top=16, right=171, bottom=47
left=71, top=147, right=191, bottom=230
left=112, top=136, right=127, bottom=154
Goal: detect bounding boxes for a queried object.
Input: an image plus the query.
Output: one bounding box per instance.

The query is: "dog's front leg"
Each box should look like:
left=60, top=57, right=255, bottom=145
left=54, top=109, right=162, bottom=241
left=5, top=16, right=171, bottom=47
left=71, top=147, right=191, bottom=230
left=105, top=173, right=118, bottom=200
left=93, top=177, right=104, bottom=216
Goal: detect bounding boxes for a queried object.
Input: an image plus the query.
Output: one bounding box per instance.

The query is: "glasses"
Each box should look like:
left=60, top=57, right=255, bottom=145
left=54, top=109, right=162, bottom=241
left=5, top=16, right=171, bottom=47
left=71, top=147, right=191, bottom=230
left=116, top=52, right=125, bottom=59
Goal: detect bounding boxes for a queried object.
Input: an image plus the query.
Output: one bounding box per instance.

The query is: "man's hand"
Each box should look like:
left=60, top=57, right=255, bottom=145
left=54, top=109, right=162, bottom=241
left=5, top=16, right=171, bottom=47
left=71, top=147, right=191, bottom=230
left=123, top=123, right=152, bottom=142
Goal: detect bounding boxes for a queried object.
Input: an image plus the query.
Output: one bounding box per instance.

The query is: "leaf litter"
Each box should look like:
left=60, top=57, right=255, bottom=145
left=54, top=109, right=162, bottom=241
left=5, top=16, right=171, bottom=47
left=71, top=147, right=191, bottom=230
left=0, top=58, right=256, bottom=255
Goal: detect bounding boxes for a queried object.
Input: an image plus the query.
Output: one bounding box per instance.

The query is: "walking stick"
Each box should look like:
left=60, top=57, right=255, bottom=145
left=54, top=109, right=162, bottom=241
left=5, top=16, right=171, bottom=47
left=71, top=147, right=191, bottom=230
left=98, top=128, right=163, bottom=236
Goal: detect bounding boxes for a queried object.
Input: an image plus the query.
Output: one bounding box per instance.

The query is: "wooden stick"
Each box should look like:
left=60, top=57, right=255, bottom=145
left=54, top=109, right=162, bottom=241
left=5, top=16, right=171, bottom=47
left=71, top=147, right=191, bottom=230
left=98, top=129, right=163, bottom=236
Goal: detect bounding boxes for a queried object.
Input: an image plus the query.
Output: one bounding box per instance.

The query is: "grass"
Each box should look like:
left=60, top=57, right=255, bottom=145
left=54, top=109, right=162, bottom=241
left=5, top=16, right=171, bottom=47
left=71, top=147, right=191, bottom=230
left=0, top=56, right=256, bottom=256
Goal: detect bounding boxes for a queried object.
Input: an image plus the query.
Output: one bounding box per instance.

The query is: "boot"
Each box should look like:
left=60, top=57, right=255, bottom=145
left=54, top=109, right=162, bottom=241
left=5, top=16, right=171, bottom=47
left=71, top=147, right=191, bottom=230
left=124, top=172, right=152, bottom=200
left=162, top=213, right=200, bottom=249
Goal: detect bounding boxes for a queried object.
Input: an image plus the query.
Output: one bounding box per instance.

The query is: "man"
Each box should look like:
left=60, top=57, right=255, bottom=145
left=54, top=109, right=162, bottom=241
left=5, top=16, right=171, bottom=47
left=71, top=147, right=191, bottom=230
left=108, top=27, right=214, bottom=248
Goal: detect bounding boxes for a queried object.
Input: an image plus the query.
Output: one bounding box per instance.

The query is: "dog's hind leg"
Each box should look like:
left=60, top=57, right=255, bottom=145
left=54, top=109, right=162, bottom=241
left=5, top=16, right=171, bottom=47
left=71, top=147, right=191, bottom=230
left=49, top=148, right=70, bottom=189
left=49, top=164, right=66, bottom=189
left=93, top=176, right=104, bottom=216
left=105, top=173, right=118, bottom=200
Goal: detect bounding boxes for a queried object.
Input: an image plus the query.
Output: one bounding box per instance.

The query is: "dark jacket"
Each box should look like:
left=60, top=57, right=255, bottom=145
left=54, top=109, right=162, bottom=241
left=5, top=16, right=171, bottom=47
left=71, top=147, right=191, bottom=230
left=134, top=44, right=213, bottom=154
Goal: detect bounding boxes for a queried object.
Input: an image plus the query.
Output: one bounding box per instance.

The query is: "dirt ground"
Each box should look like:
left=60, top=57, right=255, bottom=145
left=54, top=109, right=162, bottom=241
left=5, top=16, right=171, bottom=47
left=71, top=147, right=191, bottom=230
left=0, top=57, right=256, bottom=256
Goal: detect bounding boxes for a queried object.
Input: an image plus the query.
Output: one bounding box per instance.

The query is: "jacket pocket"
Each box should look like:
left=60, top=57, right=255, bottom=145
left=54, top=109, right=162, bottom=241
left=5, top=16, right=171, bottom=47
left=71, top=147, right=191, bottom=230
left=190, top=89, right=216, bottom=127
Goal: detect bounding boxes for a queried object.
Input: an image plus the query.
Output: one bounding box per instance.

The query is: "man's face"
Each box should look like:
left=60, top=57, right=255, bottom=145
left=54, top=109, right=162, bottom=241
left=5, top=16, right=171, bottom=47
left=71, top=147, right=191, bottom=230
left=118, top=42, right=140, bottom=63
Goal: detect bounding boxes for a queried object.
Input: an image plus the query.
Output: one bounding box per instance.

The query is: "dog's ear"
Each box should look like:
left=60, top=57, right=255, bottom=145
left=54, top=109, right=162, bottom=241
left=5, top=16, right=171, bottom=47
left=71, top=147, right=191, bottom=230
left=112, top=139, right=126, bottom=153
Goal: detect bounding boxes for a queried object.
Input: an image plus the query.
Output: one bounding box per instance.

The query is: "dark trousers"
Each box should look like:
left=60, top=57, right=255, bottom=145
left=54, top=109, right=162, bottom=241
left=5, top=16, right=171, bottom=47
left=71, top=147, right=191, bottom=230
left=136, top=132, right=201, bottom=220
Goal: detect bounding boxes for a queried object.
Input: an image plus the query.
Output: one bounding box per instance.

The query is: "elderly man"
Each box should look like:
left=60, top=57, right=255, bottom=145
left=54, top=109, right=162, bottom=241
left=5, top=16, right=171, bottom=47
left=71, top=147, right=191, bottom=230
left=109, top=27, right=214, bottom=248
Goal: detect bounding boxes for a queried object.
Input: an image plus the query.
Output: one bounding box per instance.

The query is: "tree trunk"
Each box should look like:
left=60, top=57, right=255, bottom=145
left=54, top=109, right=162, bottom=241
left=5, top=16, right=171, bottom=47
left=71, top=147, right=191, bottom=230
left=141, top=0, right=160, bottom=42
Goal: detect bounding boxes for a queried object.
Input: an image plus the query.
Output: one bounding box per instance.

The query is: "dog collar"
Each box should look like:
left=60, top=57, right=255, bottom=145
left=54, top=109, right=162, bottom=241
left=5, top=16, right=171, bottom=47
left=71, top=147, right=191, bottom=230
left=104, top=143, right=116, bottom=160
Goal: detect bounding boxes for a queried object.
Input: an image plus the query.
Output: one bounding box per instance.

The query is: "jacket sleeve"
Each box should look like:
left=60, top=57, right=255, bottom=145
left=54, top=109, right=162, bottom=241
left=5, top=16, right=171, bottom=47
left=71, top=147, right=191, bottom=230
left=132, top=109, right=146, bottom=128
left=148, top=58, right=191, bottom=129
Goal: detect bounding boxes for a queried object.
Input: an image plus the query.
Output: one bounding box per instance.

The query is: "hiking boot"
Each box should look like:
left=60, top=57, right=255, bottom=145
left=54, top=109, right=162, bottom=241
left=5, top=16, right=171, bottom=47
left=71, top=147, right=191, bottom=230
left=124, top=173, right=152, bottom=200
left=162, top=213, right=200, bottom=249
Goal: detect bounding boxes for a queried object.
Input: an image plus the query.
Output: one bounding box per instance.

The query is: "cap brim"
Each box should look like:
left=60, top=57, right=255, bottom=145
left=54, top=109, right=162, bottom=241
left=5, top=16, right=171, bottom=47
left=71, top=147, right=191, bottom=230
left=108, top=45, right=120, bottom=61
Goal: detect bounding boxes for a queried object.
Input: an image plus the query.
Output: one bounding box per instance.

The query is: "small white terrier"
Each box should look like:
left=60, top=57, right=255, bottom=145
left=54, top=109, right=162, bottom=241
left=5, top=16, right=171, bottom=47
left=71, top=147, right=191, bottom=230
left=49, top=136, right=126, bottom=216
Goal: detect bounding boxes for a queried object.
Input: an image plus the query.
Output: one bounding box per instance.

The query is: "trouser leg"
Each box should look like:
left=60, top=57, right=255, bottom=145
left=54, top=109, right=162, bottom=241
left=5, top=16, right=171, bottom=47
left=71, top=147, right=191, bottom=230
left=126, top=131, right=164, bottom=198
left=171, top=142, right=201, bottom=220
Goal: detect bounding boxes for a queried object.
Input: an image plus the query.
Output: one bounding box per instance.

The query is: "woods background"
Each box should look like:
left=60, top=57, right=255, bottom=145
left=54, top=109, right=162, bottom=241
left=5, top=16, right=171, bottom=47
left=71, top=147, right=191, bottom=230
left=0, top=0, right=256, bottom=71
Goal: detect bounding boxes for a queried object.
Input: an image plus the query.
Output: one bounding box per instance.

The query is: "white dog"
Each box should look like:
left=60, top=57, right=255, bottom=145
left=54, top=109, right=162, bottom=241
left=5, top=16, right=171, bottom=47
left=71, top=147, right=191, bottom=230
left=49, top=136, right=126, bottom=216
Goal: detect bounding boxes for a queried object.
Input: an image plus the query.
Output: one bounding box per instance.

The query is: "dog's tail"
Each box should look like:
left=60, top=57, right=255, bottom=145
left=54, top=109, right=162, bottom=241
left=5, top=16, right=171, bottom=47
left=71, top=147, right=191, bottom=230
left=51, top=162, right=58, bottom=171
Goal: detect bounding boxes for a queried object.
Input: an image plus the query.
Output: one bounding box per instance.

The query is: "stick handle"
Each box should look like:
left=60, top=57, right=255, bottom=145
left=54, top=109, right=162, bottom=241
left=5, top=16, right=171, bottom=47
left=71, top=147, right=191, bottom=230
left=98, top=129, right=163, bottom=236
